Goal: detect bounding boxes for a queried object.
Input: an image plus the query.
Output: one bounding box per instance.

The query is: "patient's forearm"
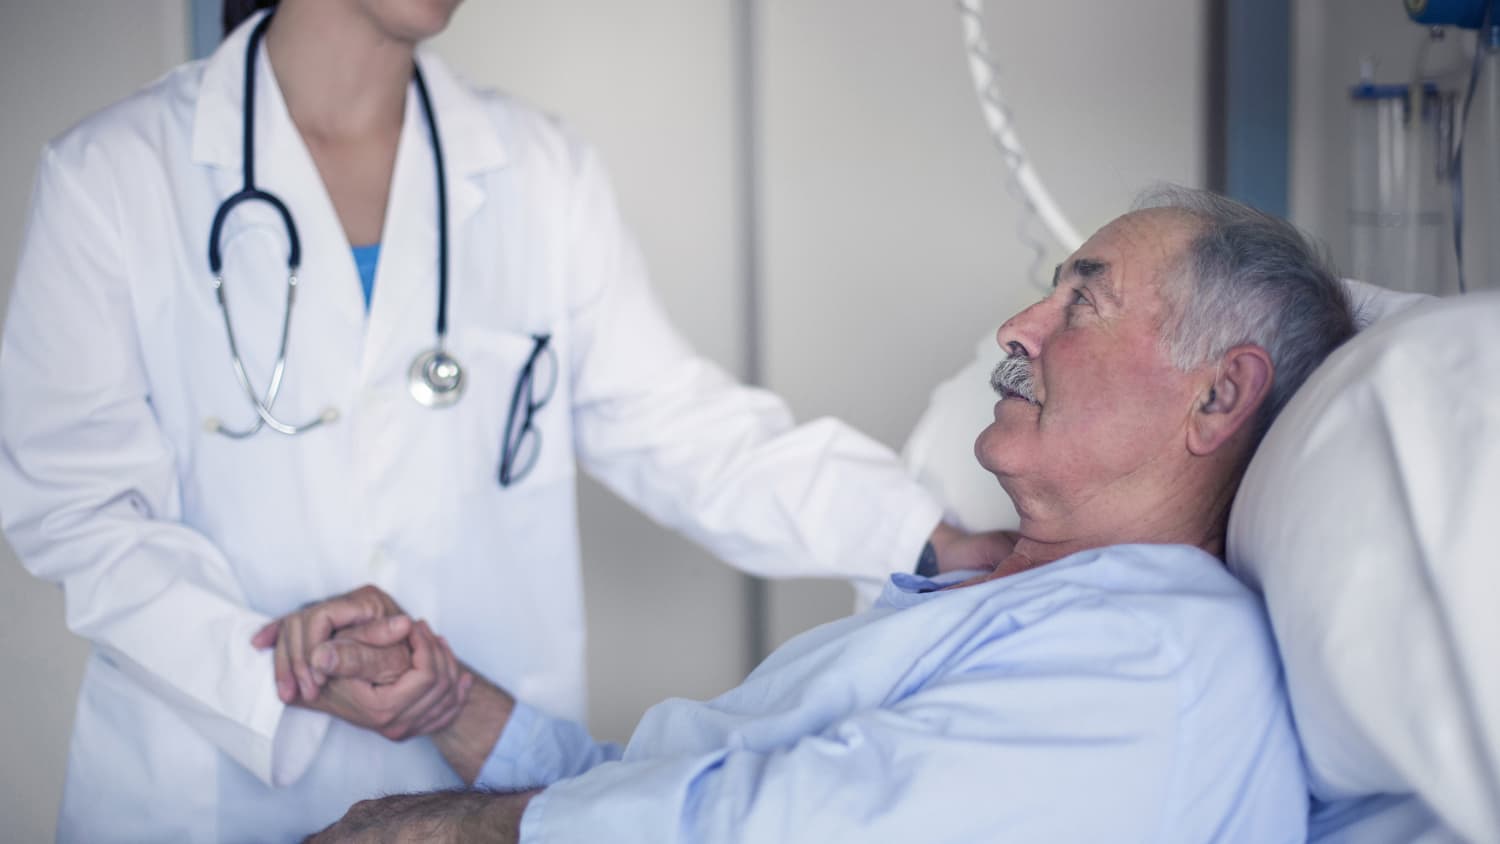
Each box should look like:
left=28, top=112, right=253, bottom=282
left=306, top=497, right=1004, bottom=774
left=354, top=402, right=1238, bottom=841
left=308, top=787, right=538, bottom=843
left=432, top=671, right=515, bottom=785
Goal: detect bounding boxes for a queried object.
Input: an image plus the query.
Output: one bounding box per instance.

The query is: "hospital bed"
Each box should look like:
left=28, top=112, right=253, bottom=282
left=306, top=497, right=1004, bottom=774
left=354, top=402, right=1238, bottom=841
left=900, top=281, right=1500, bottom=842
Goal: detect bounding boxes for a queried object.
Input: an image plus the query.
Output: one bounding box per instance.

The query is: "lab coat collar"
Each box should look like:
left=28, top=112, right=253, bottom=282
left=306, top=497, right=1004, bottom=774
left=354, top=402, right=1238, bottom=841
left=190, top=10, right=508, bottom=179
left=189, top=9, right=508, bottom=373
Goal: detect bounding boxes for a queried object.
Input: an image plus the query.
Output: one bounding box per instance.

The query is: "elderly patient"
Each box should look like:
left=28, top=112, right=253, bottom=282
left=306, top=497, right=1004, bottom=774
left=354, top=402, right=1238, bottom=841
left=281, top=187, right=1355, bottom=842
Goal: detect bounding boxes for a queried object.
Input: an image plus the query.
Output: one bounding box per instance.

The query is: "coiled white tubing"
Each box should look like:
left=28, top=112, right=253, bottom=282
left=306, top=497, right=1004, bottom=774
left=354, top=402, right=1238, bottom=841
left=958, top=0, right=1084, bottom=282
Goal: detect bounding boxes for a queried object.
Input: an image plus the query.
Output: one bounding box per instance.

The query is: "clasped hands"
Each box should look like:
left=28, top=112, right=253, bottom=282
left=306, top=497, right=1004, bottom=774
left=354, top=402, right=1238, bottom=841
left=252, top=585, right=473, bottom=741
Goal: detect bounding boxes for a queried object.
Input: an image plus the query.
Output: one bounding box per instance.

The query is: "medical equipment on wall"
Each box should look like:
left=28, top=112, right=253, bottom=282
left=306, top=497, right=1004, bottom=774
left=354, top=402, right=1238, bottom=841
left=205, top=11, right=464, bottom=440
left=956, top=0, right=1083, bottom=289
left=1346, top=72, right=1457, bottom=295
left=1373, top=0, right=1500, bottom=294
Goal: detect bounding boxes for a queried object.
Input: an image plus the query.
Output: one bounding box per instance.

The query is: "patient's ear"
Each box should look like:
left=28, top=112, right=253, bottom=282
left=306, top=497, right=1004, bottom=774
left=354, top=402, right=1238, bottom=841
left=1186, top=344, right=1273, bottom=457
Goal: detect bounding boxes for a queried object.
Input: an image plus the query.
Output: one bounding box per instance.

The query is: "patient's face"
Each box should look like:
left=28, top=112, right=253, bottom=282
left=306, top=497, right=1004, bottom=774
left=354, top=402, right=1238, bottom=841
left=975, top=211, right=1203, bottom=522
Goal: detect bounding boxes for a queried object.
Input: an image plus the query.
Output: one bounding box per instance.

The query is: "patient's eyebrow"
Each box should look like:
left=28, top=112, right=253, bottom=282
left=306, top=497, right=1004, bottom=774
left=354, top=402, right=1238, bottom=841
left=1064, top=257, right=1121, bottom=306
left=1056, top=258, right=1110, bottom=284
left=1054, top=257, right=1122, bottom=307
left=1073, top=258, right=1109, bottom=279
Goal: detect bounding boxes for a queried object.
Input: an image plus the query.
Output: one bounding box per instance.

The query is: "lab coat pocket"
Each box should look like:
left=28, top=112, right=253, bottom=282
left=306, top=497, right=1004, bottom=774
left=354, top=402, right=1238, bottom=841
left=454, top=322, right=574, bottom=495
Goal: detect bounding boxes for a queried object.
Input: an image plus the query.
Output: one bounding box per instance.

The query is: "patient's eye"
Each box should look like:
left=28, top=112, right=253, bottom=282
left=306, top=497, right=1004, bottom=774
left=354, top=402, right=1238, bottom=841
left=1064, top=288, right=1093, bottom=326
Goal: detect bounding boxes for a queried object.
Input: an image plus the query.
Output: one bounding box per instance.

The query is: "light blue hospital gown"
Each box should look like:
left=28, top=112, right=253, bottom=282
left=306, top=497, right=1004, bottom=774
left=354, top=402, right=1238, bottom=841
left=478, top=544, right=1307, bottom=843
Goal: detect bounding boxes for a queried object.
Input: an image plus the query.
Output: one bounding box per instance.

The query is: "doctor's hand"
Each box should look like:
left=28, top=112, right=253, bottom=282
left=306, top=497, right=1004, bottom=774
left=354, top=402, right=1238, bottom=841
left=927, top=523, right=1018, bottom=574
left=252, top=585, right=472, bottom=739
left=252, top=584, right=407, bottom=703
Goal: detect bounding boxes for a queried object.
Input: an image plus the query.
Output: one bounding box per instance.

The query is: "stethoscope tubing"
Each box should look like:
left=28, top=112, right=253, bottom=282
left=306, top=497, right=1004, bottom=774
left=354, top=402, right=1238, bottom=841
left=205, top=11, right=454, bottom=435
left=411, top=65, right=449, bottom=342
left=210, top=270, right=313, bottom=437
left=208, top=188, right=301, bottom=276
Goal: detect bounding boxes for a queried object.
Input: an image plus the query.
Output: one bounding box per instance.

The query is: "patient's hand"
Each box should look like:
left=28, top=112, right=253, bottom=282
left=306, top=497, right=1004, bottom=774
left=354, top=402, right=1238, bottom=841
left=253, top=584, right=407, bottom=702
left=310, top=619, right=472, bottom=740
left=318, top=619, right=415, bottom=685
left=253, top=586, right=472, bottom=740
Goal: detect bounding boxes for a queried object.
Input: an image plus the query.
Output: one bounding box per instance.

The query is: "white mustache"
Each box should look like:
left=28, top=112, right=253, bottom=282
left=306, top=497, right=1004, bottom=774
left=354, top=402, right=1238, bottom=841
left=990, top=354, right=1039, bottom=404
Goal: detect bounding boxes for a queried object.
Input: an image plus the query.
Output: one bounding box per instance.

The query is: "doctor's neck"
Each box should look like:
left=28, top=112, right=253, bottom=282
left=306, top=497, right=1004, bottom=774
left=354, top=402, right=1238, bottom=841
left=264, top=0, right=414, bottom=141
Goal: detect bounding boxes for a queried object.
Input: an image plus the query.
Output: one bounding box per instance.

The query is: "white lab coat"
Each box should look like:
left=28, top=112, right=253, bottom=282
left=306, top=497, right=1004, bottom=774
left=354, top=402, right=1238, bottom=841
left=0, top=13, right=940, bottom=842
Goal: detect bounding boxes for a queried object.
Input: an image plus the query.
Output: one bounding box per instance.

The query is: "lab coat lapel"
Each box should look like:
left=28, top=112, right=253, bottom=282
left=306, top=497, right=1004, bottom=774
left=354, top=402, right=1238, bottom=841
left=192, top=9, right=370, bottom=367
left=189, top=10, right=252, bottom=173
left=190, top=18, right=505, bottom=392
left=252, top=69, right=371, bottom=340
left=362, top=51, right=506, bottom=384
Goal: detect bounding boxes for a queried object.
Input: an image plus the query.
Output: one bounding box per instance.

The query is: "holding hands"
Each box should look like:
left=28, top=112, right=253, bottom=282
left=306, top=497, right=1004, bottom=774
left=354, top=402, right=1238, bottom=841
left=252, top=585, right=473, bottom=741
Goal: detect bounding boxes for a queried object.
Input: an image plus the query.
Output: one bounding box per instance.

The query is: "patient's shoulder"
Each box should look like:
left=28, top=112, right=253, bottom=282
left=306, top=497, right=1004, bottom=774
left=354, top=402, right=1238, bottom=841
left=917, top=544, right=1303, bottom=838
left=970, top=543, right=1265, bottom=624
left=955, top=543, right=1281, bottom=685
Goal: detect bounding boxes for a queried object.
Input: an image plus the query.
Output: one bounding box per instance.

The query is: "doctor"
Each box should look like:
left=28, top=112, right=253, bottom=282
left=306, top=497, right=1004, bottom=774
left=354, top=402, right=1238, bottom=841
left=0, top=0, right=1001, bottom=840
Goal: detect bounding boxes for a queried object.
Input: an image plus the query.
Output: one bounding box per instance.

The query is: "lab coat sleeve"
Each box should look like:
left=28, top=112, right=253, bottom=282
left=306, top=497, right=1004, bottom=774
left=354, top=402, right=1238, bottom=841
left=0, top=145, right=328, bottom=787
left=564, top=147, right=943, bottom=584
left=514, top=646, right=1180, bottom=842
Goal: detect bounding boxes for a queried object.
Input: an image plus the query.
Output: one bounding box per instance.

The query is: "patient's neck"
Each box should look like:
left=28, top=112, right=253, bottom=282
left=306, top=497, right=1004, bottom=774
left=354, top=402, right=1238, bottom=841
left=975, top=469, right=1233, bottom=585
left=1010, top=523, right=1223, bottom=568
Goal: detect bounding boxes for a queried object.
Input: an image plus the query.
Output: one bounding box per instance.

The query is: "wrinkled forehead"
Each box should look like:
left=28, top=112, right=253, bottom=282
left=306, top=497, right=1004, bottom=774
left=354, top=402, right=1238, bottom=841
left=1061, top=210, right=1201, bottom=314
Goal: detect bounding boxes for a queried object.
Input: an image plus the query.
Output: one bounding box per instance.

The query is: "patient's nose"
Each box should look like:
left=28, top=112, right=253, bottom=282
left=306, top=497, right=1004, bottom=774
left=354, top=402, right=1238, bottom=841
left=997, top=300, right=1054, bottom=359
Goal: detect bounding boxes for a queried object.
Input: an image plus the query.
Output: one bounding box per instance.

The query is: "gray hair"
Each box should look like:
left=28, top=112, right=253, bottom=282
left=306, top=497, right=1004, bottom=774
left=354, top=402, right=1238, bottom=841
left=1133, top=185, right=1356, bottom=440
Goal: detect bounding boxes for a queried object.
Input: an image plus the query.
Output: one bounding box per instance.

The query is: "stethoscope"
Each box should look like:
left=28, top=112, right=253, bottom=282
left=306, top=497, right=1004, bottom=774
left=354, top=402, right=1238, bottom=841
left=204, top=11, right=463, bottom=439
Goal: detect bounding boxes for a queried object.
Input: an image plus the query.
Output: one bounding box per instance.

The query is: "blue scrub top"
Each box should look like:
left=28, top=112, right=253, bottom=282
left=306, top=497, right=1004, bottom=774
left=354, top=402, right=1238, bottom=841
left=351, top=243, right=380, bottom=310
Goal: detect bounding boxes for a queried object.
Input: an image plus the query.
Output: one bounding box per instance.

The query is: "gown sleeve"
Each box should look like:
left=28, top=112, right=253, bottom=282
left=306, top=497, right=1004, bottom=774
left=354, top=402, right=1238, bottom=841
left=474, top=699, right=623, bottom=792
left=514, top=604, right=1188, bottom=843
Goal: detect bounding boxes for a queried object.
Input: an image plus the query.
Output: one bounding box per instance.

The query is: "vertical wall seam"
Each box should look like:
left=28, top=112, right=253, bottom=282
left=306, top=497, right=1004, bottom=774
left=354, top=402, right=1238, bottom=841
left=1206, top=0, right=1229, bottom=193
left=732, top=0, right=770, bottom=670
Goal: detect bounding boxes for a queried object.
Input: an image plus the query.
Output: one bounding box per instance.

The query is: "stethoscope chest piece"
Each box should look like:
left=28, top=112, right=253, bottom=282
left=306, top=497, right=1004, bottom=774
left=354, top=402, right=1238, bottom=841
left=408, top=347, right=465, bottom=408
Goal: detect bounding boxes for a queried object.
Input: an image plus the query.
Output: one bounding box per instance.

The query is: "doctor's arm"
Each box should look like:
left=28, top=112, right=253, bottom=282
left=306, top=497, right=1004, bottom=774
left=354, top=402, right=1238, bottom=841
left=560, top=146, right=1003, bottom=582
left=1, top=146, right=326, bottom=786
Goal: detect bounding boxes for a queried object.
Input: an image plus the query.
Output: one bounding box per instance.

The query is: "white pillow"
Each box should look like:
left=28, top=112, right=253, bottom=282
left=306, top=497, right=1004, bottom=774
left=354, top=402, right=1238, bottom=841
left=901, top=332, right=1021, bottom=533
left=1341, top=277, right=1432, bottom=329
left=1228, top=291, right=1500, bottom=842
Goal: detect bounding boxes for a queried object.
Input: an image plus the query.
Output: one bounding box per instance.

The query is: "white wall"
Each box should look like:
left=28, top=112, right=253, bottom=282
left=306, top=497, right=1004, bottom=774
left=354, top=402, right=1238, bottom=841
left=0, top=0, right=1206, bottom=838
